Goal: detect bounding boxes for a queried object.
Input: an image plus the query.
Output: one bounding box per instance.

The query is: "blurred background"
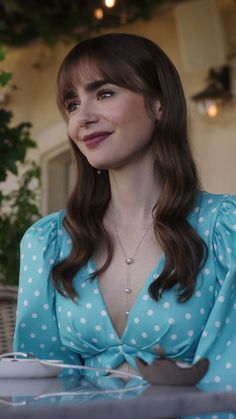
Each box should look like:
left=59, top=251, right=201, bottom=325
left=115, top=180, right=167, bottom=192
left=0, top=0, right=236, bottom=286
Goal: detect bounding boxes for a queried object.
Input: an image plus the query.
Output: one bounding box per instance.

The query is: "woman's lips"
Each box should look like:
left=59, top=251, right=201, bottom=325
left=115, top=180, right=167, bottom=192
left=83, top=132, right=113, bottom=149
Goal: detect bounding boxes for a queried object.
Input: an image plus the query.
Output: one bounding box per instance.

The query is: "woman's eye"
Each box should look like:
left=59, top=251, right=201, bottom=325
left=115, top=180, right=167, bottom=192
left=65, top=101, right=80, bottom=113
left=97, top=89, right=115, bottom=101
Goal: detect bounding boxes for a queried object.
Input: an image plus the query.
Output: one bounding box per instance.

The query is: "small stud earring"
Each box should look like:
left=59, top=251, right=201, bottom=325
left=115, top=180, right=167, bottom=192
left=97, top=169, right=102, bottom=175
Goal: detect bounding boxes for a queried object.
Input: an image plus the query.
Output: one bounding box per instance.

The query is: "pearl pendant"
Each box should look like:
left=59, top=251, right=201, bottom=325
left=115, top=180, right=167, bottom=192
left=126, top=257, right=134, bottom=265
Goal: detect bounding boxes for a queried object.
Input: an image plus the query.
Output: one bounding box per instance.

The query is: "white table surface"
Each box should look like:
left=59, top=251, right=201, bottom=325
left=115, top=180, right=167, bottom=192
left=0, top=376, right=236, bottom=418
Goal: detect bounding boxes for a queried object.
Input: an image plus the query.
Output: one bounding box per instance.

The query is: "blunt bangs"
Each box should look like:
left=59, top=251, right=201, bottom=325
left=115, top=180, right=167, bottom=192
left=56, top=34, right=162, bottom=116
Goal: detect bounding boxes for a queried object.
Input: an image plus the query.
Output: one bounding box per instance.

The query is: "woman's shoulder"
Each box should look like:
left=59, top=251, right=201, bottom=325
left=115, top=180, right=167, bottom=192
left=195, top=190, right=235, bottom=209
left=20, top=210, right=66, bottom=250
left=19, top=210, right=68, bottom=285
left=191, top=190, right=236, bottom=221
left=189, top=190, right=236, bottom=239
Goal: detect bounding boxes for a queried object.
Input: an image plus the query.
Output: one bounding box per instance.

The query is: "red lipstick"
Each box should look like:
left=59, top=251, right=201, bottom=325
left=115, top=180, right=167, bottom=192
left=83, top=131, right=113, bottom=149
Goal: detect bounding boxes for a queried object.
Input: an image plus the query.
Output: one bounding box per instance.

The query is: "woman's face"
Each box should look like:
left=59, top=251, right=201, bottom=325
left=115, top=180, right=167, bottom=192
left=65, top=73, right=161, bottom=170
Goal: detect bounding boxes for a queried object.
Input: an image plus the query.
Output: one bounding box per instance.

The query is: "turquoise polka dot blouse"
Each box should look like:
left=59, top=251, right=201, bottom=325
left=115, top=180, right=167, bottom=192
left=13, top=191, right=236, bottom=389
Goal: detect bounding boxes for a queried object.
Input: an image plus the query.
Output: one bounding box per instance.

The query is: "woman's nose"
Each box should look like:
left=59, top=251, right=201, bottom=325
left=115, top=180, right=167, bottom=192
left=78, top=103, right=99, bottom=128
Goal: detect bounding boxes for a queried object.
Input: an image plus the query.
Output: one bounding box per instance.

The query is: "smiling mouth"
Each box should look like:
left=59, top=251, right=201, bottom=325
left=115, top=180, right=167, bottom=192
left=83, top=132, right=113, bottom=149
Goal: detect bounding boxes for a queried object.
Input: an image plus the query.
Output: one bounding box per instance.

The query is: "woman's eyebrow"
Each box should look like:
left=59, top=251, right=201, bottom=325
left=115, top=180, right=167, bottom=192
left=85, top=79, right=113, bottom=92
left=63, top=90, right=77, bottom=103
left=63, top=79, right=113, bottom=103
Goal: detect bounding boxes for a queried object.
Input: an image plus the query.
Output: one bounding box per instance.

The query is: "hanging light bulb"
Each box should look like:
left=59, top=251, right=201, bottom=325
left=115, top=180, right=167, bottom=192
left=104, top=0, right=116, bottom=8
left=94, top=8, right=104, bottom=20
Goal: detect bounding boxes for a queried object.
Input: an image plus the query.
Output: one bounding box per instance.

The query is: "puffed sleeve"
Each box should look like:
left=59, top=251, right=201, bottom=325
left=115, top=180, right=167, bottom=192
left=194, top=195, right=236, bottom=391
left=13, top=212, right=83, bottom=373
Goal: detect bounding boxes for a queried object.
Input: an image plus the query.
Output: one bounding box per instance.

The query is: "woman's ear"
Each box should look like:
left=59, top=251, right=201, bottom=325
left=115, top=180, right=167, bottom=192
left=155, top=100, right=162, bottom=121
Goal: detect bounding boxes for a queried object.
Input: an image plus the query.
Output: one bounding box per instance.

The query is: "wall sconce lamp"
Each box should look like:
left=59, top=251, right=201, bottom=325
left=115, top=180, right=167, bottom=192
left=191, top=65, right=233, bottom=118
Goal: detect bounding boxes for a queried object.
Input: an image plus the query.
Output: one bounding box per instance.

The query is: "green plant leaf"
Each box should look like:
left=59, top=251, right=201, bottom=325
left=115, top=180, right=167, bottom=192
left=0, top=48, right=6, bottom=61
left=0, top=70, right=12, bottom=86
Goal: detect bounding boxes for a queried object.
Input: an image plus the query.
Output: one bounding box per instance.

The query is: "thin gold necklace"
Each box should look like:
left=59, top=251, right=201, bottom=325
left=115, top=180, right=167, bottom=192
left=112, top=218, right=153, bottom=316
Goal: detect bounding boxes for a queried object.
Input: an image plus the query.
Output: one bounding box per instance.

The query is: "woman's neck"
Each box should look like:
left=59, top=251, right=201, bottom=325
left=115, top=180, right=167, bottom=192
left=107, top=158, right=162, bottom=226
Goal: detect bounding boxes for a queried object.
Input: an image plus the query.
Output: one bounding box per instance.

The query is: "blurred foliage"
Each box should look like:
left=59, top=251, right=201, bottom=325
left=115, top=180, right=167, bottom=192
left=0, top=22, right=36, bottom=182
left=0, top=163, right=41, bottom=285
left=0, top=108, right=36, bottom=183
left=0, top=22, right=41, bottom=285
left=0, top=0, right=164, bottom=47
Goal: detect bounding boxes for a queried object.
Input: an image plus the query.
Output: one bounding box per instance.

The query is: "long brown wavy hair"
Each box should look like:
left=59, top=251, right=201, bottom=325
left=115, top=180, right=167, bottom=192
left=53, top=33, right=207, bottom=302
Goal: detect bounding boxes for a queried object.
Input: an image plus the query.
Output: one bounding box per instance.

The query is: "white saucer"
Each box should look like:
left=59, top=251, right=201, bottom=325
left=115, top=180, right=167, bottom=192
left=0, top=358, right=63, bottom=379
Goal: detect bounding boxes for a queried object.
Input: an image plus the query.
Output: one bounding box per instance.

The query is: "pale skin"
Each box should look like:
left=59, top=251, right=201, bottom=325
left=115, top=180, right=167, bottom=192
left=65, top=72, right=163, bottom=375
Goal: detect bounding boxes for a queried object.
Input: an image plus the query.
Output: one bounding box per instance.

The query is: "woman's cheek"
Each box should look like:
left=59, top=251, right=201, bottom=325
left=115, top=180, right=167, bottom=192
left=68, top=120, right=77, bottom=142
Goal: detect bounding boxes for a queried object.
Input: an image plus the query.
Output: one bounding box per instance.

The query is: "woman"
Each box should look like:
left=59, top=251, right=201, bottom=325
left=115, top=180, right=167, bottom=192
left=14, top=33, right=236, bottom=389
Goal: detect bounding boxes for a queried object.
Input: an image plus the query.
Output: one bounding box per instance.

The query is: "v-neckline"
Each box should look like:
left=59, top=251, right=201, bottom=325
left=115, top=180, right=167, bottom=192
left=91, top=255, right=165, bottom=341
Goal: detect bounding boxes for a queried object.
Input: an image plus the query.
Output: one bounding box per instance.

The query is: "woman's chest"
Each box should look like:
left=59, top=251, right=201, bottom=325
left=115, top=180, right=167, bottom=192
left=55, top=256, right=217, bottom=358
left=97, top=243, right=163, bottom=338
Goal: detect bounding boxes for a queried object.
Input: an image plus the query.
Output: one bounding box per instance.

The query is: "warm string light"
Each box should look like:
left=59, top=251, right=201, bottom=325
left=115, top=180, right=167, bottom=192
left=94, top=0, right=116, bottom=20
left=94, top=1, right=128, bottom=26
left=92, top=1, right=130, bottom=28
left=104, top=0, right=116, bottom=8
left=94, top=8, right=104, bottom=20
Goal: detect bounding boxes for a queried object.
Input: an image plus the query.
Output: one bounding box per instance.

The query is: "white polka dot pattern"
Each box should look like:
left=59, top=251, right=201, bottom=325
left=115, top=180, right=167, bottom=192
left=13, top=192, right=236, bottom=387
left=13, top=211, right=83, bottom=376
